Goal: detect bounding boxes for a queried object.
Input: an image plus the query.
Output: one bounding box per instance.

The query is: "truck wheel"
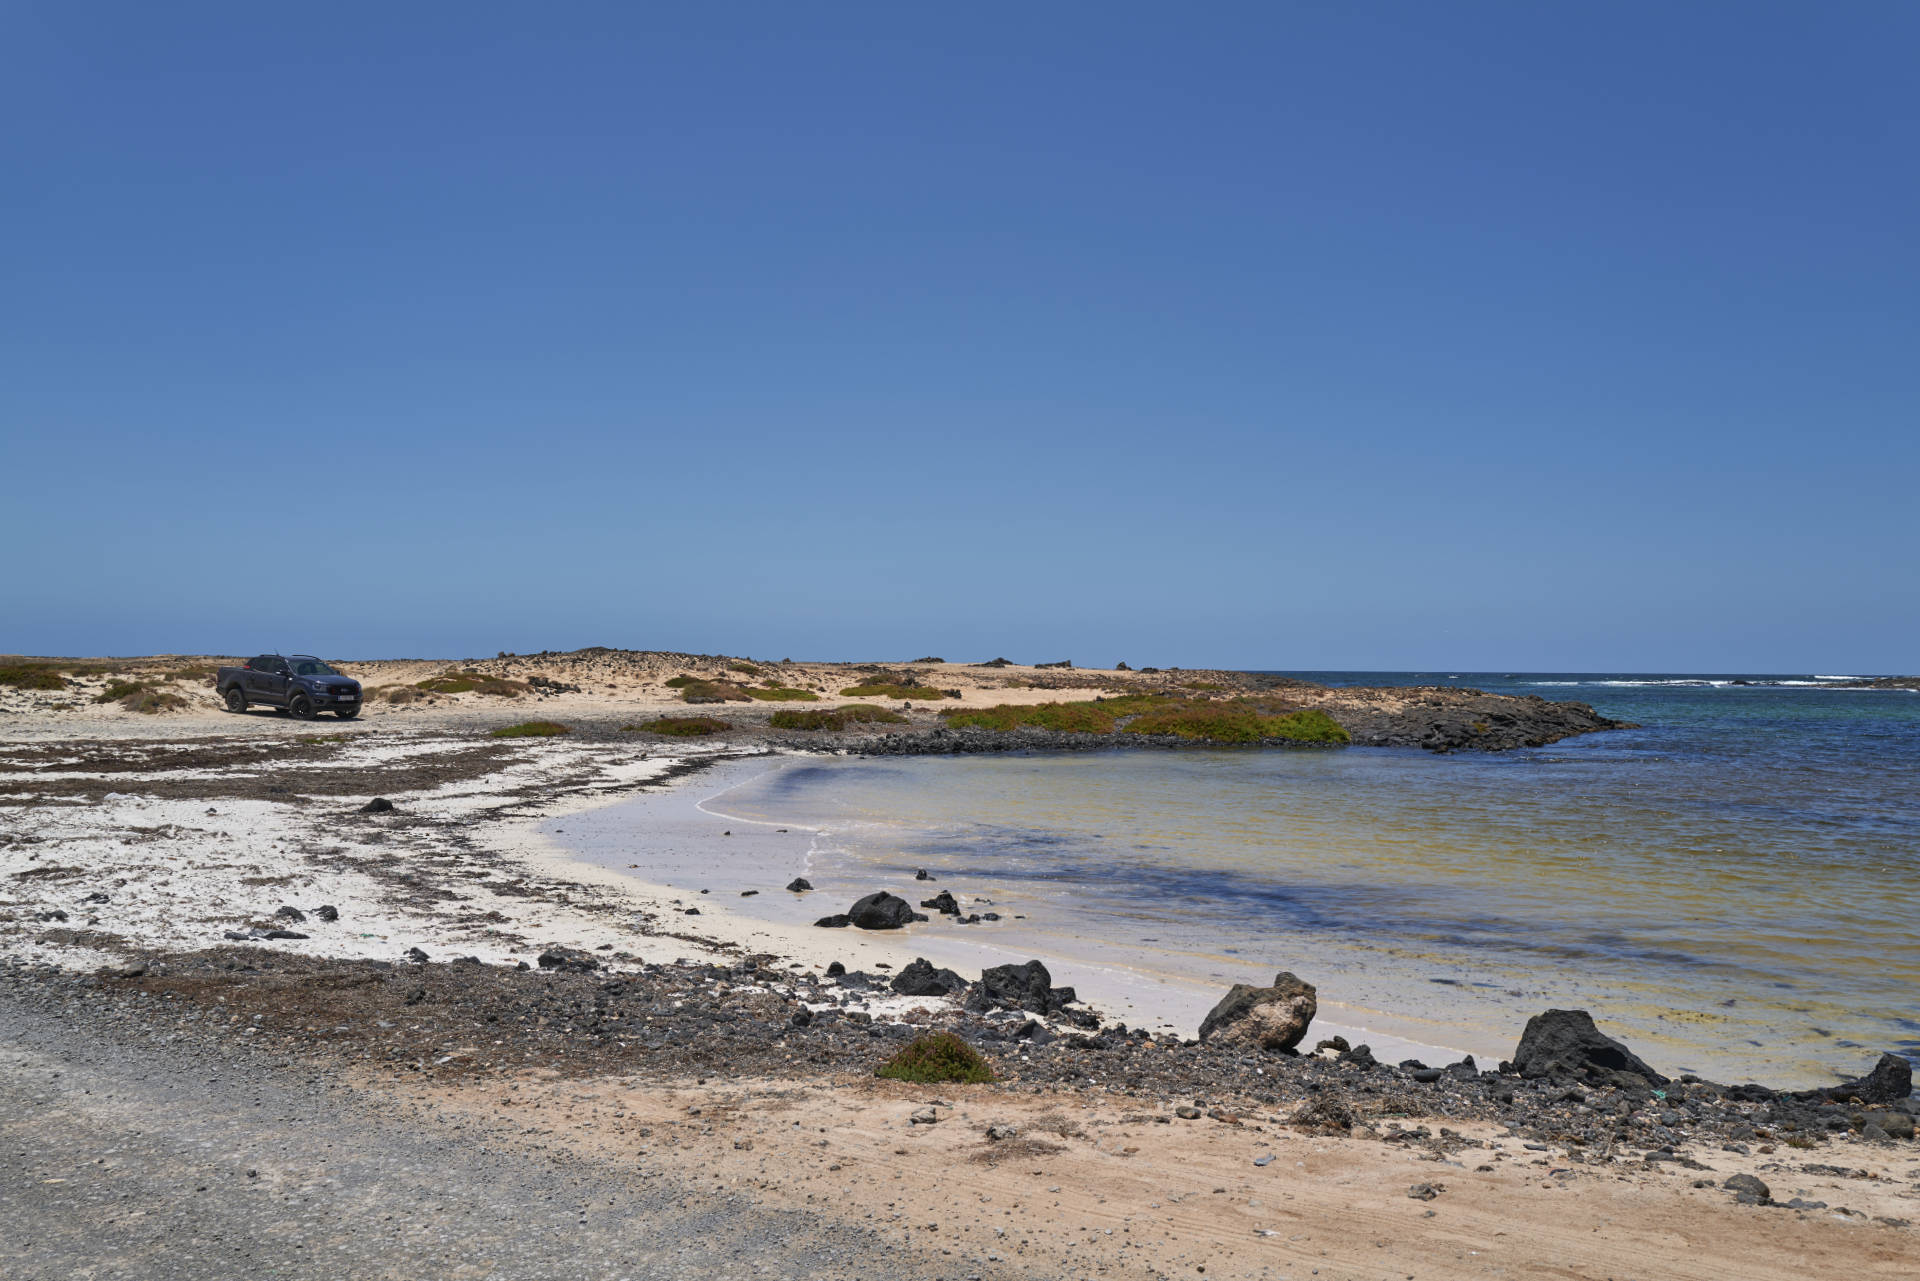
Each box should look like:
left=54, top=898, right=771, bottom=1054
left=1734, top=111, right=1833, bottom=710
left=224, top=687, right=247, bottom=713
left=335, top=707, right=359, bottom=720
left=289, top=693, right=315, bottom=720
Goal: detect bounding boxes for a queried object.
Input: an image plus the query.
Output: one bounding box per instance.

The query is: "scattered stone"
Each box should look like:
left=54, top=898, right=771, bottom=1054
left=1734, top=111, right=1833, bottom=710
left=1197, top=971, right=1318, bottom=1052
left=1253, top=1154, right=1275, bottom=1166
left=315, top=905, right=339, bottom=922
left=275, top=906, right=306, bottom=923
left=826, top=961, right=846, bottom=977
left=1315, top=1035, right=1351, bottom=1054
left=360, top=798, right=395, bottom=814
left=1292, top=1097, right=1354, bottom=1131
left=83, top=891, right=110, bottom=904
left=985, top=1123, right=1019, bottom=1141
left=1512, top=1009, right=1666, bottom=1087
left=1407, top=1182, right=1442, bottom=1201
left=537, top=947, right=600, bottom=974
left=891, top=957, right=968, bottom=998
left=814, top=914, right=851, bottom=929
left=909, top=1107, right=940, bottom=1125
left=264, top=928, right=308, bottom=940
left=919, top=890, right=960, bottom=915
left=1724, top=1173, right=1771, bottom=1204
left=1175, top=1106, right=1202, bottom=1120
left=786, top=878, right=813, bottom=893
left=405, top=947, right=429, bottom=963
left=682, top=907, right=701, bottom=915
left=739, top=890, right=758, bottom=897
left=791, top=1008, right=813, bottom=1028
left=1862, top=1110, right=1916, bottom=1139
left=915, top=869, right=936, bottom=881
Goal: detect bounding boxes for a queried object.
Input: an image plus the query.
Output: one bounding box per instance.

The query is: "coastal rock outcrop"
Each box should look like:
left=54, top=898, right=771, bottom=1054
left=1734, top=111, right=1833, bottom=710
left=920, top=890, right=960, bottom=915
left=1198, top=971, right=1318, bottom=1052
left=847, top=892, right=916, bottom=930
left=1511, top=1009, right=1666, bottom=1087
left=891, top=957, right=968, bottom=998
left=963, top=959, right=1089, bottom=1024
left=1802, top=1052, right=1913, bottom=1105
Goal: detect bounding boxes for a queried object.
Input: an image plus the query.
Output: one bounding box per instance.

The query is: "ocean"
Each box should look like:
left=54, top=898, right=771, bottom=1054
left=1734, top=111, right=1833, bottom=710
left=691, top=674, right=1920, bottom=1087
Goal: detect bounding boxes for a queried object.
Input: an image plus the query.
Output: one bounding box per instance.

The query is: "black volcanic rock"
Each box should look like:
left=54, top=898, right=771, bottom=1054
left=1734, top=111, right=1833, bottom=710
left=891, top=958, right=967, bottom=998
left=1512, top=1009, right=1666, bottom=1087
left=847, top=892, right=915, bottom=930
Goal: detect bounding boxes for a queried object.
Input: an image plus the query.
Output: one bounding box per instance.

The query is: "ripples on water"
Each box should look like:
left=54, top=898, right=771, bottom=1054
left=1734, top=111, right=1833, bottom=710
left=716, top=675, right=1920, bottom=1084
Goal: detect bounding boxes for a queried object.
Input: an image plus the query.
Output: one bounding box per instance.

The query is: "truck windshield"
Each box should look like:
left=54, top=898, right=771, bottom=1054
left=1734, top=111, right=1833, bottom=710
left=291, top=660, right=339, bottom=676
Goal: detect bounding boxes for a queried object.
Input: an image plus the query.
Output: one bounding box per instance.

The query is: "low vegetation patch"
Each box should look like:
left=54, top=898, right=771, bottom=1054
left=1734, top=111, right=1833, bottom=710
left=875, top=1032, right=995, bottom=1085
left=94, top=680, right=151, bottom=704
left=744, top=686, right=819, bottom=701
left=118, top=687, right=188, bottom=714
left=1123, top=703, right=1349, bottom=744
left=416, top=669, right=527, bottom=697
left=839, top=682, right=959, bottom=701
left=625, top=716, right=731, bottom=737
left=0, top=664, right=69, bottom=691
left=726, top=661, right=762, bottom=676
left=770, top=705, right=910, bottom=731
left=941, top=696, right=1348, bottom=744
left=489, top=720, right=571, bottom=738
left=942, top=694, right=1172, bottom=735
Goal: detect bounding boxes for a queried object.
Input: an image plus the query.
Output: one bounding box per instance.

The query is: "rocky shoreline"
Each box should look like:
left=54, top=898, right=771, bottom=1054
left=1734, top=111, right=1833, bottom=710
left=4, top=944, right=1912, bottom=1219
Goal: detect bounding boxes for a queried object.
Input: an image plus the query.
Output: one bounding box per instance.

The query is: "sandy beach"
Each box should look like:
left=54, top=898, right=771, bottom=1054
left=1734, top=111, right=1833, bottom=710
left=4, top=649, right=1918, bottom=1279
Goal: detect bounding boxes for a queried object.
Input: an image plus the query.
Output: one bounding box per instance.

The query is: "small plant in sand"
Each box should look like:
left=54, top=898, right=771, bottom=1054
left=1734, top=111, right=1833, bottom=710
left=769, top=705, right=909, bottom=731
left=94, top=679, right=153, bottom=704
left=875, top=1032, right=995, bottom=1085
left=727, top=661, right=762, bottom=676
left=489, top=720, right=571, bottom=738
left=116, top=686, right=188, bottom=714
left=625, top=716, right=730, bottom=737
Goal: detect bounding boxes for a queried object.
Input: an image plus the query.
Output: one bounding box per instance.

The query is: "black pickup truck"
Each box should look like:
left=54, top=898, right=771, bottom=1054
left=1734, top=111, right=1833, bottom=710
left=216, top=654, right=363, bottom=719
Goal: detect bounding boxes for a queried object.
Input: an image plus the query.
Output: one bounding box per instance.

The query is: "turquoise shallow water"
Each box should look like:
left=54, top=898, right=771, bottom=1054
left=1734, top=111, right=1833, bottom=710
left=708, top=674, right=1920, bottom=1087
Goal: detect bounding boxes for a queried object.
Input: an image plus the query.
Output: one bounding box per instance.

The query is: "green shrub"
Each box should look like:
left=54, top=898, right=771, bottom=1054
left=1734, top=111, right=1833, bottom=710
left=679, top=679, right=751, bottom=703
left=839, top=683, right=959, bottom=700
left=875, top=1032, right=995, bottom=1085
left=94, top=680, right=149, bottom=704
left=118, top=688, right=187, bottom=714
left=1123, top=703, right=1349, bottom=744
left=0, top=665, right=68, bottom=691
left=625, top=716, right=730, bottom=737
left=770, top=705, right=909, bottom=731
left=727, top=661, right=762, bottom=676
left=941, top=694, right=1173, bottom=735
left=745, top=686, right=819, bottom=702
left=943, top=701, right=1118, bottom=734
left=489, top=721, right=571, bottom=738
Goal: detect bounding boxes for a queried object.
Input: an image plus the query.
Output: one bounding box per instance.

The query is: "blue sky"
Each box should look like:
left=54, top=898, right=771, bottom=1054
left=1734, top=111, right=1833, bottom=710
left=4, top=3, right=1915, bottom=670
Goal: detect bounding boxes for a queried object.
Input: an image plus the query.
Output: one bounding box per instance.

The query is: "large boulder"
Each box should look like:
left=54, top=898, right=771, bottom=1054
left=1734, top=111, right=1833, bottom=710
left=1511, top=1009, right=1665, bottom=1086
left=1198, top=971, right=1317, bottom=1052
left=848, top=891, right=916, bottom=930
left=891, top=957, right=968, bottom=998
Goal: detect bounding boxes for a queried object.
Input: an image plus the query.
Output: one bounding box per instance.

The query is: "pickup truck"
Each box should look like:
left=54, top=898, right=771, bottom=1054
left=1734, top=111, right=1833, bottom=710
left=217, top=654, right=363, bottom=719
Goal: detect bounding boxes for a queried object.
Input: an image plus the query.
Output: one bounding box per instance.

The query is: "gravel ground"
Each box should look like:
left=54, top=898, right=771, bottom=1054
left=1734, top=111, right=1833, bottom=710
left=0, top=972, right=1022, bottom=1281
